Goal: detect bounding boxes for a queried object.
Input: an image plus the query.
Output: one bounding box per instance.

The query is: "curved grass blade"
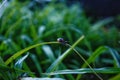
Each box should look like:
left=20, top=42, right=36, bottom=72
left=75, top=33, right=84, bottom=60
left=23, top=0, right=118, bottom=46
left=46, top=36, right=84, bottom=73
left=5, top=42, right=59, bottom=65
left=44, top=68, right=120, bottom=75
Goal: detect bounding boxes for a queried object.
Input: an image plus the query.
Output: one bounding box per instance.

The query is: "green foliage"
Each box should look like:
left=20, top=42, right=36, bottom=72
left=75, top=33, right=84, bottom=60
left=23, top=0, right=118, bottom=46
left=0, top=0, right=120, bottom=80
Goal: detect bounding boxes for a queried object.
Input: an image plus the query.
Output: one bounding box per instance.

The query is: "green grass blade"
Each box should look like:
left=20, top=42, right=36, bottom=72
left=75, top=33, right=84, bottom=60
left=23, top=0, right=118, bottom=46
left=5, top=42, right=59, bottom=65
left=76, top=46, right=108, bottom=80
left=90, top=18, right=113, bottom=31
left=15, top=53, right=29, bottom=69
left=46, top=35, right=84, bottom=73
left=107, top=47, right=120, bottom=67
left=5, top=18, right=23, bottom=37
left=0, top=63, right=33, bottom=74
left=76, top=46, right=120, bottom=79
left=71, top=46, right=103, bottom=80
left=21, top=77, right=65, bottom=80
left=30, top=54, right=43, bottom=76
left=81, top=46, right=108, bottom=68
left=42, top=45, right=56, bottom=62
left=44, top=68, right=120, bottom=75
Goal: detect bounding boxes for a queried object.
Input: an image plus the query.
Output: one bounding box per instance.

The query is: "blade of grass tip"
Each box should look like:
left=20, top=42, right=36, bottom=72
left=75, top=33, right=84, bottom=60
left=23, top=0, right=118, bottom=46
left=5, top=42, right=59, bottom=65
left=46, top=35, right=84, bottom=73
left=15, top=53, right=29, bottom=69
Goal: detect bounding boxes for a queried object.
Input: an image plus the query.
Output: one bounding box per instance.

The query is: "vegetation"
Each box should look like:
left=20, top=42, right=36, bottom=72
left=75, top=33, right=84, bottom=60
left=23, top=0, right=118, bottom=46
left=0, top=0, right=120, bottom=80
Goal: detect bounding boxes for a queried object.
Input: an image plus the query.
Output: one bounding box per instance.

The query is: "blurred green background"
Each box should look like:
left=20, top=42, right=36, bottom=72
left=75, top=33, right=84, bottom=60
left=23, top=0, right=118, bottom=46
left=0, top=0, right=120, bottom=80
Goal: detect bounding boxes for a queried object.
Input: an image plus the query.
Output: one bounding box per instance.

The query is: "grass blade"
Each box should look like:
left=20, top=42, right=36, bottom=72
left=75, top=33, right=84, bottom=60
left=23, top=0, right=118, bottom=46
left=107, top=47, right=120, bottom=67
left=46, top=35, right=84, bottom=73
left=76, top=46, right=120, bottom=79
left=42, top=45, right=56, bottom=62
left=44, top=68, right=120, bottom=75
left=90, top=18, right=113, bottom=31
left=30, top=54, right=43, bottom=76
left=5, top=42, right=59, bottom=65
left=81, top=46, right=108, bottom=68
left=15, top=53, right=29, bottom=69
left=21, top=77, right=65, bottom=80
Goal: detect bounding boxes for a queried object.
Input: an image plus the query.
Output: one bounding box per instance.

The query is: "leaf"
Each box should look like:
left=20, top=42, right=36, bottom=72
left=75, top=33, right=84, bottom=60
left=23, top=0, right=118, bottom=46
left=42, top=45, right=55, bottom=62
left=21, top=77, right=65, bottom=80
left=107, top=47, right=120, bottom=67
left=91, top=17, right=113, bottom=31
left=15, top=53, right=29, bottom=69
left=30, top=54, right=42, bottom=76
left=5, top=41, right=58, bottom=65
left=44, top=68, right=120, bottom=75
left=82, top=46, right=108, bottom=68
